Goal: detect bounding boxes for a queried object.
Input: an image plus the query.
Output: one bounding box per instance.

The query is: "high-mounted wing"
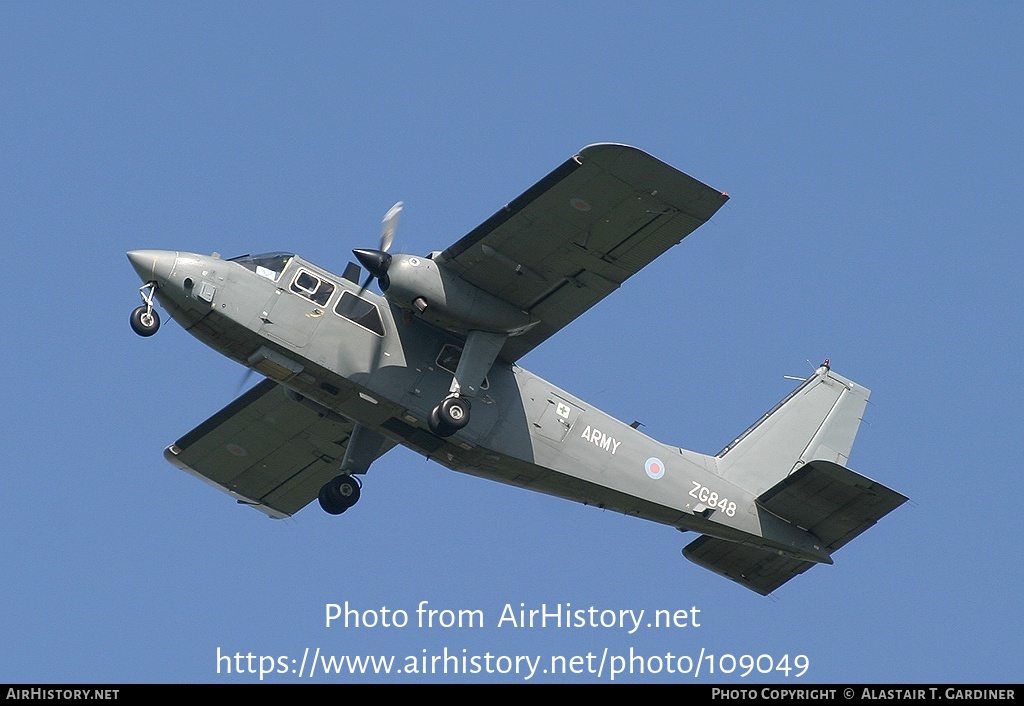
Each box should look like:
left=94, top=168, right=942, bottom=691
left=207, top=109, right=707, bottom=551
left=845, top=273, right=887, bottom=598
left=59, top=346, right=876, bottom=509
left=163, top=379, right=394, bottom=518
left=436, top=144, right=729, bottom=361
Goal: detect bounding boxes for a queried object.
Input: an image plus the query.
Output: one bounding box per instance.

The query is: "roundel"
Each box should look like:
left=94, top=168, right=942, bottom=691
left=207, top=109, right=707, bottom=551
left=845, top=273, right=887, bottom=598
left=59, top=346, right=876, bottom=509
left=569, top=197, right=591, bottom=212
left=645, top=457, right=665, bottom=480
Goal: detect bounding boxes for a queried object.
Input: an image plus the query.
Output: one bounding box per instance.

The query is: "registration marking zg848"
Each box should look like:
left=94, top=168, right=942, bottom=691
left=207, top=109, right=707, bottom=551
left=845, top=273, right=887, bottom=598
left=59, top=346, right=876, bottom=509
left=689, top=481, right=737, bottom=517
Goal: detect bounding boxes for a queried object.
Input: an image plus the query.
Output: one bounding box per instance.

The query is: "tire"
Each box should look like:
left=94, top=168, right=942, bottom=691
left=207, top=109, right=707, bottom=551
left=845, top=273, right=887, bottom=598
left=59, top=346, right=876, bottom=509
left=130, top=306, right=160, bottom=337
left=318, top=475, right=360, bottom=515
left=335, top=475, right=360, bottom=503
left=438, top=396, right=471, bottom=431
left=318, top=481, right=346, bottom=515
left=428, top=406, right=454, bottom=437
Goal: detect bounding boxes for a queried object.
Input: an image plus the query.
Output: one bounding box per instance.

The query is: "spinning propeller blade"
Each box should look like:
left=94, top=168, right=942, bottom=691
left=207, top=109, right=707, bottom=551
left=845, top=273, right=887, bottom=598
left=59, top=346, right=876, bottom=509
left=355, top=201, right=403, bottom=293
left=380, top=201, right=402, bottom=254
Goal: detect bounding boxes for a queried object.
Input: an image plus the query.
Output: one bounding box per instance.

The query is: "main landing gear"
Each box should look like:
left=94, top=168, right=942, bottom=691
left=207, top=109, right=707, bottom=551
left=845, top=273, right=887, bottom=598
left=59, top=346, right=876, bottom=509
left=428, top=395, right=471, bottom=437
left=130, top=281, right=160, bottom=336
left=318, top=474, right=361, bottom=515
left=424, top=329, right=506, bottom=438
left=317, top=422, right=385, bottom=515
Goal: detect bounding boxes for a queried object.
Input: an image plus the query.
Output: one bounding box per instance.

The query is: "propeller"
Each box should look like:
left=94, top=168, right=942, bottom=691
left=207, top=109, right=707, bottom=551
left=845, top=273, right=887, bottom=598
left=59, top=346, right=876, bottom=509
left=379, top=200, right=402, bottom=253
left=354, top=201, right=403, bottom=293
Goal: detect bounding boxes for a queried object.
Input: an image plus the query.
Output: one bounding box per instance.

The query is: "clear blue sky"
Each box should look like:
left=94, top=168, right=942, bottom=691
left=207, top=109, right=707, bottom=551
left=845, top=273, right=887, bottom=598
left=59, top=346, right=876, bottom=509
left=2, top=2, right=1020, bottom=683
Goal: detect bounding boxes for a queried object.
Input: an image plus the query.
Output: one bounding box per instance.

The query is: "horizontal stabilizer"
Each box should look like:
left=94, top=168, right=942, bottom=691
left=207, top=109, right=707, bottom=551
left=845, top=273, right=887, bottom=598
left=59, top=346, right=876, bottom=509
left=758, top=460, right=908, bottom=552
left=683, top=536, right=814, bottom=596
left=685, top=461, right=907, bottom=594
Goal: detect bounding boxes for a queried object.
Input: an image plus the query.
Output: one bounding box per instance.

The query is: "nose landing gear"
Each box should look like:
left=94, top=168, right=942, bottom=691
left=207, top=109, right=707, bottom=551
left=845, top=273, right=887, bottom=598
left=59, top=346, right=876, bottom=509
left=130, top=282, right=161, bottom=337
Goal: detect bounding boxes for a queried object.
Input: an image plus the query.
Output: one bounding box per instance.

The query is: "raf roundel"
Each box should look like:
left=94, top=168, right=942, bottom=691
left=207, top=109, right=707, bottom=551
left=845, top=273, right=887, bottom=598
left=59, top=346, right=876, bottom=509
left=645, top=457, right=665, bottom=480
left=569, top=197, right=591, bottom=212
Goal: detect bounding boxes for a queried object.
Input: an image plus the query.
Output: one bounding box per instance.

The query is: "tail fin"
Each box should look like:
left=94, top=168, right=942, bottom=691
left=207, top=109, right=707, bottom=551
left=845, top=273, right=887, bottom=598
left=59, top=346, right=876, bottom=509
left=686, top=364, right=907, bottom=595
left=716, top=363, right=869, bottom=495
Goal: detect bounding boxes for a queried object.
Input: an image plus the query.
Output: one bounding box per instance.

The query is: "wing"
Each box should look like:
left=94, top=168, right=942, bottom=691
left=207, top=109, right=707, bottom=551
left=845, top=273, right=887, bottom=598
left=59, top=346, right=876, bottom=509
left=163, top=379, right=395, bottom=518
left=436, top=144, right=729, bottom=361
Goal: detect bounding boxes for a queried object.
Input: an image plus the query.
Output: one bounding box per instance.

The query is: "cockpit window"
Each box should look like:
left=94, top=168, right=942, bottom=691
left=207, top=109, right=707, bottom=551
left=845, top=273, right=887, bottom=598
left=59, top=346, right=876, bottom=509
left=230, top=252, right=294, bottom=282
left=290, top=269, right=335, bottom=306
left=334, top=291, right=384, bottom=336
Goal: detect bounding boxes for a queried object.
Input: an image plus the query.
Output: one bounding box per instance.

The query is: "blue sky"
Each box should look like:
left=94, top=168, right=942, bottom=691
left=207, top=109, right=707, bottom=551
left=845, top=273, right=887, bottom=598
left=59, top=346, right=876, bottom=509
left=2, top=3, right=1021, bottom=683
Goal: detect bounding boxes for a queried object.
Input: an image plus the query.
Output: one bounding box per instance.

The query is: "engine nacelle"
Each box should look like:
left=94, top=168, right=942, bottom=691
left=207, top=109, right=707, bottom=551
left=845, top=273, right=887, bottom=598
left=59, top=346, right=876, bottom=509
left=382, top=254, right=537, bottom=335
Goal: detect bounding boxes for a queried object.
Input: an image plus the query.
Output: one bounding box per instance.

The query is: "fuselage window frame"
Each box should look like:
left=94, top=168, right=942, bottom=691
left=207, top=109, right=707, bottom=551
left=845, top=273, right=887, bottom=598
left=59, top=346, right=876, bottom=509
left=334, top=290, right=385, bottom=337
left=290, top=269, right=335, bottom=306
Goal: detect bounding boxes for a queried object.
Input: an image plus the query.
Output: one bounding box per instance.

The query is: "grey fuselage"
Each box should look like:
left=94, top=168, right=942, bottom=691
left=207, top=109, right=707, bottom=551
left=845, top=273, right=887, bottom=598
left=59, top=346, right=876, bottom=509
left=130, top=249, right=827, bottom=563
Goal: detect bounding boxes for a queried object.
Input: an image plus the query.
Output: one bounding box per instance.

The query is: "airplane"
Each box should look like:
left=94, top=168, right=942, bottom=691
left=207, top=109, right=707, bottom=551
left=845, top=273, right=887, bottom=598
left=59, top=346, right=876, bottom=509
left=126, top=143, right=906, bottom=595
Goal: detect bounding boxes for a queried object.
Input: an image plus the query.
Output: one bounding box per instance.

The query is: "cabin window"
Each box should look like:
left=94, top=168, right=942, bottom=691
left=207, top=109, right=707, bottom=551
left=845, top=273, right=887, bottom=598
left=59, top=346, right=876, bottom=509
left=290, top=270, right=335, bottom=305
left=334, top=291, right=384, bottom=336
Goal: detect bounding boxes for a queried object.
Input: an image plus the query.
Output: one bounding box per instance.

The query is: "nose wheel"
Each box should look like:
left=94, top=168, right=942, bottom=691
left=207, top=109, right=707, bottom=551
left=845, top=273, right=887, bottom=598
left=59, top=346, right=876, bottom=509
left=428, top=395, right=471, bottom=437
left=130, top=282, right=161, bottom=337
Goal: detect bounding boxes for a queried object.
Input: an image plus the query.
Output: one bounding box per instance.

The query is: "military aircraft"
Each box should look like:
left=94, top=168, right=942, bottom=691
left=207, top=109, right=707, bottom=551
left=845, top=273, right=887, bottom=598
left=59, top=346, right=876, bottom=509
left=127, top=143, right=905, bottom=595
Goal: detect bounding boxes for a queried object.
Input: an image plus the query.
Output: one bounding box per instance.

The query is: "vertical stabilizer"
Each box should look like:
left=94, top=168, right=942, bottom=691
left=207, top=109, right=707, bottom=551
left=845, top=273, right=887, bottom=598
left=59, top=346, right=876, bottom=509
left=716, top=364, right=870, bottom=496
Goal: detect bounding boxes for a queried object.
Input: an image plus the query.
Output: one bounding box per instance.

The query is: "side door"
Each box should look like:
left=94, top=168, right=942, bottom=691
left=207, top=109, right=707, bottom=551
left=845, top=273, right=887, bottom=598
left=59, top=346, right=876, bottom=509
left=260, top=268, right=335, bottom=348
left=522, top=378, right=584, bottom=443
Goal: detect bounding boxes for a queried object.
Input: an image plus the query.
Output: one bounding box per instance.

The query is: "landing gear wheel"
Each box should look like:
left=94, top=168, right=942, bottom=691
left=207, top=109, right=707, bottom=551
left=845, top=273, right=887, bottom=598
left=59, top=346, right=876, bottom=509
left=318, top=474, right=361, bottom=515
left=428, top=396, right=471, bottom=437
left=428, top=406, right=453, bottom=437
left=130, top=305, right=160, bottom=337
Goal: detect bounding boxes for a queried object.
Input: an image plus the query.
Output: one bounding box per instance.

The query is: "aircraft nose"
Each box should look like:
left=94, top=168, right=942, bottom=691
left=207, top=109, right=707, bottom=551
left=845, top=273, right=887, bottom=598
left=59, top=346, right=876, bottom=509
left=127, top=250, right=177, bottom=285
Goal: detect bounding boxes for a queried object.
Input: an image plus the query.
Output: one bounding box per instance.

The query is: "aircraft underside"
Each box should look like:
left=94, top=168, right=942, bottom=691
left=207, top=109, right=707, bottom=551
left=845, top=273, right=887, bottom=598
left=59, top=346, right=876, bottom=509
left=127, top=144, right=906, bottom=595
